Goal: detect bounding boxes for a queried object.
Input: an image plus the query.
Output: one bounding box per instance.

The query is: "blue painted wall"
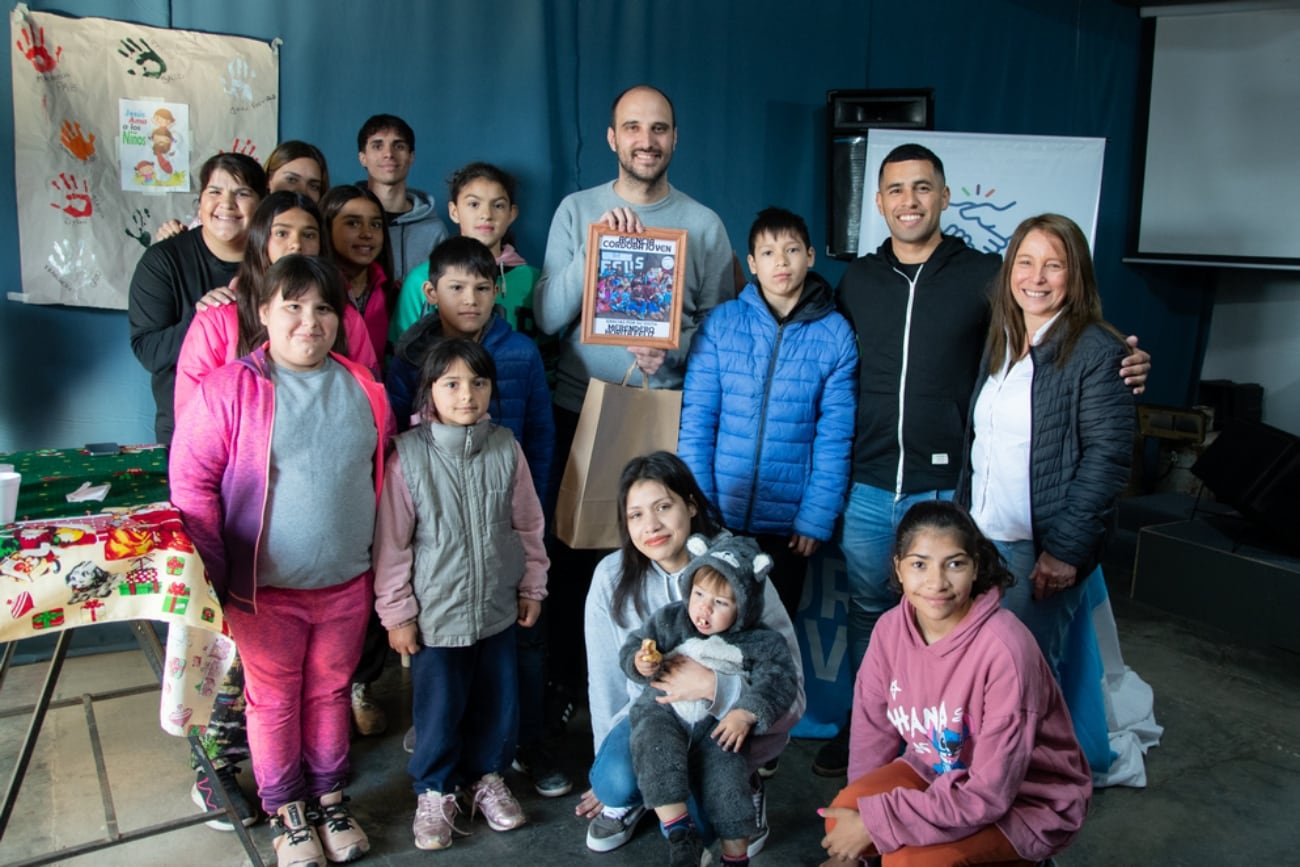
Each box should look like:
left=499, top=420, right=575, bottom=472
left=0, top=0, right=1206, bottom=451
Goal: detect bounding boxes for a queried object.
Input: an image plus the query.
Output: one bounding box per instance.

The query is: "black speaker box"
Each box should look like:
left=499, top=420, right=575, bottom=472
left=1192, top=419, right=1300, bottom=546
left=1198, top=379, right=1263, bottom=430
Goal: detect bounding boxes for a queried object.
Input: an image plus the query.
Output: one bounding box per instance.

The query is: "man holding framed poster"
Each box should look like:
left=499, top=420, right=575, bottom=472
left=535, top=84, right=733, bottom=406
left=533, top=85, right=736, bottom=842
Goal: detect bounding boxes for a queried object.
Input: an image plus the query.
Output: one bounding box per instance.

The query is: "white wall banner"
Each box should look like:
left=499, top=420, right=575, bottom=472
left=9, top=4, right=279, bottom=309
left=857, top=129, right=1105, bottom=257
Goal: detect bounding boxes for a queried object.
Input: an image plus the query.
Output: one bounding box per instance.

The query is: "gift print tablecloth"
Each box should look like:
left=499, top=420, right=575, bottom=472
left=0, top=500, right=234, bottom=736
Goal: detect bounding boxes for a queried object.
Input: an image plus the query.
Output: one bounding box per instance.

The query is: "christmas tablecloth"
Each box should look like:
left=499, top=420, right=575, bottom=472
left=0, top=497, right=233, bottom=737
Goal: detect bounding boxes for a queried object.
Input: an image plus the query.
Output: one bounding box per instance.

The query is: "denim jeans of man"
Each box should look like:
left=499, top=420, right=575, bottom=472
left=839, top=483, right=954, bottom=678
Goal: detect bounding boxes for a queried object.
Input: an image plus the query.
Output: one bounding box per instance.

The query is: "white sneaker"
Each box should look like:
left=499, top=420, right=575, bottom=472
left=586, top=803, right=647, bottom=852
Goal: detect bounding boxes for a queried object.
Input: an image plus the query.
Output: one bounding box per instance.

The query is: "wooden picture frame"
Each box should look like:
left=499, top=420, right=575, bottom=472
left=581, top=224, right=687, bottom=349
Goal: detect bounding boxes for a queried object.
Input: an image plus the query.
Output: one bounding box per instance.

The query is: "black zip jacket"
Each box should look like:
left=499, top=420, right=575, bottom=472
left=836, top=235, right=1001, bottom=493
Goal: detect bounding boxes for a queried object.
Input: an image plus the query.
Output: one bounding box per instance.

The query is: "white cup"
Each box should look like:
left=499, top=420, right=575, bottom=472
left=0, top=472, right=21, bottom=524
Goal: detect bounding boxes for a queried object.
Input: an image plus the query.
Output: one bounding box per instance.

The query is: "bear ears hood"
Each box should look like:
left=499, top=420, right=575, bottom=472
left=677, top=533, right=773, bottom=632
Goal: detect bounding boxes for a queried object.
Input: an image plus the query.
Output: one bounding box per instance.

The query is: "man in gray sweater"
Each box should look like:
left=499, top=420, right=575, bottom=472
left=533, top=83, right=736, bottom=801
left=535, top=85, right=734, bottom=414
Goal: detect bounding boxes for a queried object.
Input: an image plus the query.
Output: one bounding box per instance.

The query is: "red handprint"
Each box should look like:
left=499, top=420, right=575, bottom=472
left=59, top=120, right=96, bottom=161
left=16, top=23, right=62, bottom=74
left=49, top=173, right=92, bottom=219
left=229, top=138, right=256, bottom=158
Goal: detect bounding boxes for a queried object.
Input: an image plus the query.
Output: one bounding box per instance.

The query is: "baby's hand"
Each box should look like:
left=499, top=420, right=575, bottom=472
left=635, top=638, right=662, bottom=677
left=711, top=708, right=757, bottom=752
left=388, top=622, right=420, bottom=655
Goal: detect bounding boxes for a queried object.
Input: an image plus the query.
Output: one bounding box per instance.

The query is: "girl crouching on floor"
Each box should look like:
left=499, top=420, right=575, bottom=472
left=820, top=500, right=1091, bottom=867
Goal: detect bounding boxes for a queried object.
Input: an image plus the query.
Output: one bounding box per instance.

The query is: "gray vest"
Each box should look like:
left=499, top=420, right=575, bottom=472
left=394, top=420, right=524, bottom=647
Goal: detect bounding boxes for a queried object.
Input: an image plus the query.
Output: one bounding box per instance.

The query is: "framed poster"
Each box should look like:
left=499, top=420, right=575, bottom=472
left=581, top=224, right=687, bottom=349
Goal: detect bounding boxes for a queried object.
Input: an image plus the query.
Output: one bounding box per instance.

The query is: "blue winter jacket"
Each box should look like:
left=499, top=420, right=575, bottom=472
left=386, top=309, right=554, bottom=503
left=679, top=273, right=858, bottom=540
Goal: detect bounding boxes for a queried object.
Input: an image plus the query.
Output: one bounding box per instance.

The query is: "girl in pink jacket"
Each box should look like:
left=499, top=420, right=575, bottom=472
left=174, top=191, right=379, bottom=414
left=819, top=501, right=1091, bottom=866
left=171, top=254, right=394, bottom=867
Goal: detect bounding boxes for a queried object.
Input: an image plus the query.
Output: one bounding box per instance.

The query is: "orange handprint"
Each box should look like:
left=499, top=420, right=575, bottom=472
left=16, top=22, right=62, bottom=74
left=59, top=120, right=96, bottom=161
left=49, top=173, right=92, bottom=219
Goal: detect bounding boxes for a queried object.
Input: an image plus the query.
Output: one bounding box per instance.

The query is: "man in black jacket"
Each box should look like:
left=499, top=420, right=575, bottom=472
left=814, top=143, right=1150, bottom=776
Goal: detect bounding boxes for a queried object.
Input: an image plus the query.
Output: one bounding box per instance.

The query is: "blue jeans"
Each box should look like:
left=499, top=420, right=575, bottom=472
left=408, top=626, right=519, bottom=795
left=588, top=716, right=715, bottom=841
left=995, top=540, right=1087, bottom=682
left=840, top=483, right=954, bottom=678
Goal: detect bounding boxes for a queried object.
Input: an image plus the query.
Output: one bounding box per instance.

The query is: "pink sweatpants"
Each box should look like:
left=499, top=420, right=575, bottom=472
left=224, top=573, right=370, bottom=812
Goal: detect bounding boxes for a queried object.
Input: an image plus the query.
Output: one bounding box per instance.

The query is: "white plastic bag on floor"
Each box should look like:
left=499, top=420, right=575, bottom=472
left=1093, top=595, right=1163, bottom=787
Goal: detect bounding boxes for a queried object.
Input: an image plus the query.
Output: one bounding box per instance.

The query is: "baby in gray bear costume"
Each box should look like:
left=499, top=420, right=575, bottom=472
left=619, top=533, right=798, bottom=866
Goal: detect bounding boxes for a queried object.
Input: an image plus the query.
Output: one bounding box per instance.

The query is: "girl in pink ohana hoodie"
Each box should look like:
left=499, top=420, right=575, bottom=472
left=819, top=501, right=1091, bottom=867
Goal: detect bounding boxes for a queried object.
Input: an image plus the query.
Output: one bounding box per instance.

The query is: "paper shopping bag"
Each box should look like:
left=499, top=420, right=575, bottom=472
left=555, top=363, right=681, bottom=549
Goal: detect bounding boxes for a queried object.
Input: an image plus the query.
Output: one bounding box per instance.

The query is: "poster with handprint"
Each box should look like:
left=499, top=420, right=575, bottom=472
left=9, top=6, right=278, bottom=309
left=856, top=130, right=1105, bottom=258
left=119, top=99, right=189, bottom=190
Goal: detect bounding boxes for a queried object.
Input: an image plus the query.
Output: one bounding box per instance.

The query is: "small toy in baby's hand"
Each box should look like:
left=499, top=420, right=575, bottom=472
left=640, top=638, right=662, bottom=665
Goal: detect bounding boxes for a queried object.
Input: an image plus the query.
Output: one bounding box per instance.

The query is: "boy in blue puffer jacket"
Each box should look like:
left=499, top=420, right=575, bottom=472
left=679, top=207, right=858, bottom=618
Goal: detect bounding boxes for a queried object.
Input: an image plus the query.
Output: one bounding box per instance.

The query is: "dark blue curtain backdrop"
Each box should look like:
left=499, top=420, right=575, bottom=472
left=0, top=0, right=1209, bottom=449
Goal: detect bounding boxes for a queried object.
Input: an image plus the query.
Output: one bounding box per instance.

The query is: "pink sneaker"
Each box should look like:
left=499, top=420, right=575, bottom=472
left=313, top=790, right=369, bottom=863
left=469, top=773, right=526, bottom=831
left=413, top=790, right=467, bottom=851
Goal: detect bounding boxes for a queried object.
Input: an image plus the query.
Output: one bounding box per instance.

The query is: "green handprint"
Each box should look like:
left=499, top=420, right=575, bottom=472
left=118, top=37, right=167, bottom=78
left=124, top=207, right=153, bottom=248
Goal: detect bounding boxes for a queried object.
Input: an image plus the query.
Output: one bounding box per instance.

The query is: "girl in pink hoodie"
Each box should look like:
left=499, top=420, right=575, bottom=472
left=819, top=501, right=1091, bottom=866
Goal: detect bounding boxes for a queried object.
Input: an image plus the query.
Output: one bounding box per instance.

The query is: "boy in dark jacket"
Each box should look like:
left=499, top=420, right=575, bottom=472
left=386, top=236, right=553, bottom=499
left=620, top=534, right=797, bottom=867
left=678, top=207, right=858, bottom=617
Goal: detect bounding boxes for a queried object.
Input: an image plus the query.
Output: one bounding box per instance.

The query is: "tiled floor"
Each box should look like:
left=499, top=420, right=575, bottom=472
left=3, top=593, right=1299, bottom=866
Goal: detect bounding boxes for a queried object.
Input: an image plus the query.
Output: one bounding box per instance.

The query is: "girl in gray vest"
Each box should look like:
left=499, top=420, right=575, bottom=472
left=372, top=337, right=550, bottom=852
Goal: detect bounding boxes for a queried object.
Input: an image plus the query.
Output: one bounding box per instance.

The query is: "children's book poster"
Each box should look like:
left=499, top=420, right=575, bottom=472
left=119, top=99, right=189, bottom=191
left=581, top=224, right=686, bottom=350
left=9, top=5, right=279, bottom=310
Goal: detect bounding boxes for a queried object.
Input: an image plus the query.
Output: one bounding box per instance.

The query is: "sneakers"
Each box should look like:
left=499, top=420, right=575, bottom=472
left=747, top=775, right=769, bottom=858
left=312, top=790, right=369, bottom=863
left=402, top=725, right=417, bottom=754
left=469, top=772, right=526, bottom=831
left=512, top=742, right=574, bottom=797
left=667, top=825, right=711, bottom=867
left=413, top=790, right=468, bottom=850
left=756, top=757, right=780, bottom=779
left=191, top=766, right=258, bottom=831
left=272, top=800, right=325, bottom=867
left=350, top=683, right=387, bottom=736
left=812, top=727, right=850, bottom=777
left=586, top=803, right=647, bottom=852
